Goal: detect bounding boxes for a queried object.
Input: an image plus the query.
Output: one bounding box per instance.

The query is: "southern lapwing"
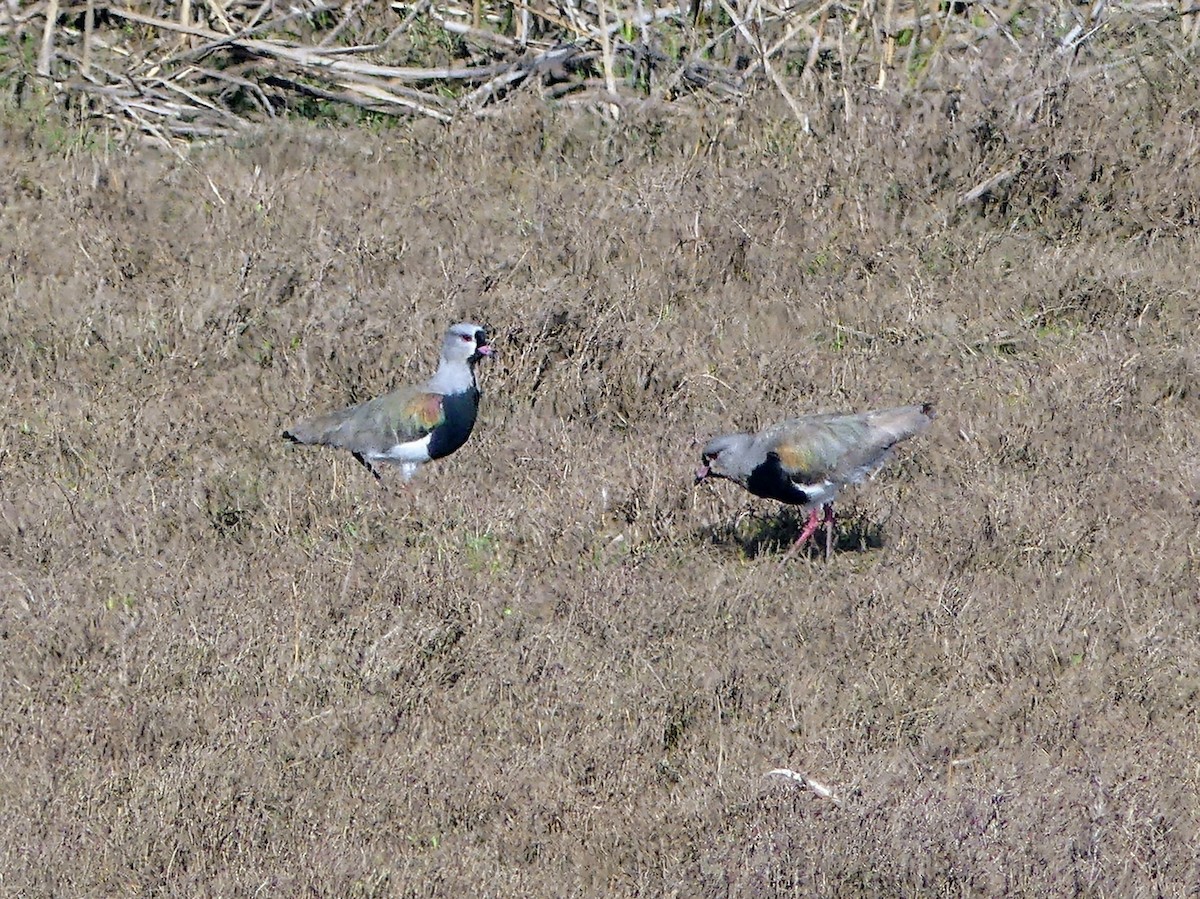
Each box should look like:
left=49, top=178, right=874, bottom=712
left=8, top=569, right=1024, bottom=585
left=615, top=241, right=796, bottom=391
left=695, top=403, right=935, bottom=561
left=283, top=322, right=492, bottom=483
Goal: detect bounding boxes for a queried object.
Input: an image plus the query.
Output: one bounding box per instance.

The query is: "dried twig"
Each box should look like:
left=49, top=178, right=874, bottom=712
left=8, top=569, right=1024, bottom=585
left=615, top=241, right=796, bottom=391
left=464, top=46, right=582, bottom=110
left=37, top=0, right=60, bottom=76
left=957, top=166, right=1019, bottom=206
left=82, top=0, right=94, bottom=76
left=319, top=0, right=373, bottom=47
left=765, top=768, right=845, bottom=805
left=595, top=0, right=621, bottom=119
left=380, top=0, right=434, bottom=49
left=718, top=0, right=807, bottom=122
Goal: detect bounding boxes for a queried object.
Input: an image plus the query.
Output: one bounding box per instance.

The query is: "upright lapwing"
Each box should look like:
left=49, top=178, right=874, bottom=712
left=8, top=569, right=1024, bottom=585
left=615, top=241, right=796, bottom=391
left=284, top=322, right=492, bottom=483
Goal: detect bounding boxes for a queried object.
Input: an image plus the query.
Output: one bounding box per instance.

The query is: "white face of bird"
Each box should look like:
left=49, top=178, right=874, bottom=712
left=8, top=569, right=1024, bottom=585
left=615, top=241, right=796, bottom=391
left=444, top=323, right=493, bottom=364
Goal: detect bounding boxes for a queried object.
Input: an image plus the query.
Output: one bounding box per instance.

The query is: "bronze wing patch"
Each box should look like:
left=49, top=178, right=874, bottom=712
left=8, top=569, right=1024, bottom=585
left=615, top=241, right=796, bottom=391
left=773, top=439, right=830, bottom=484
left=400, top=392, right=446, bottom=436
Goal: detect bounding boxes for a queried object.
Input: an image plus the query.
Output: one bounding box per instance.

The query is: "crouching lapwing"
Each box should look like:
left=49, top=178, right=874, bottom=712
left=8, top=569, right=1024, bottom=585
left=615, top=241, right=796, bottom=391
left=696, top=403, right=935, bottom=561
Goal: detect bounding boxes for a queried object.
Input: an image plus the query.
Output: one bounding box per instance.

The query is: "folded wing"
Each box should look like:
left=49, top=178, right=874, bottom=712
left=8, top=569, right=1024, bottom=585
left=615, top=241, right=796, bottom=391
left=768, top=404, right=934, bottom=486
left=284, top=388, right=446, bottom=456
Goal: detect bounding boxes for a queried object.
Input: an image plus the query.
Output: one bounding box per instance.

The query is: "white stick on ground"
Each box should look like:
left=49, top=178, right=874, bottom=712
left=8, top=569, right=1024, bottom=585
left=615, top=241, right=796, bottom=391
left=765, top=768, right=845, bottom=806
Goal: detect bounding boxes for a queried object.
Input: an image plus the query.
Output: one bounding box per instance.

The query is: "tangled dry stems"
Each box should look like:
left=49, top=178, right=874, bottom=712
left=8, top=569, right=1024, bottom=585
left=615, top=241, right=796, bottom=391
left=4, top=0, right=1199, bottom=143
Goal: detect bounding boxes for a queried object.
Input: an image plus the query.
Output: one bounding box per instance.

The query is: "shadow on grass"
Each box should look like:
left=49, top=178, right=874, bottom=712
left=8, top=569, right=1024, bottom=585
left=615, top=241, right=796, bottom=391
left=702, top=507, right=885, bottom=560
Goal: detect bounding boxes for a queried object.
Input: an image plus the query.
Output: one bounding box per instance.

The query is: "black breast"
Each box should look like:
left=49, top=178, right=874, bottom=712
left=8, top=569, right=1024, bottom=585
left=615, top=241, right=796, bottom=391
left=746, top=453, right=810, bottom=505
left=427, top=388, right=480, bottom=459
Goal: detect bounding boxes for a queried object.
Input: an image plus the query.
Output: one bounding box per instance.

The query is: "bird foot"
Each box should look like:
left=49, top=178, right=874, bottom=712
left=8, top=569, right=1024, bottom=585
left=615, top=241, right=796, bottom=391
left=780, top=504, right=836, bottom=564
left=780, top=508, right=822, bottom=562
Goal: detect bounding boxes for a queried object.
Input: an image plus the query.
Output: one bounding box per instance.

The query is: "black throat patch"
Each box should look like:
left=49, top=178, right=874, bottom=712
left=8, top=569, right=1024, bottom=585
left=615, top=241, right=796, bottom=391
left=427, top=388, right=480, bottom=460
left=746, top=453, right=811, bottom=506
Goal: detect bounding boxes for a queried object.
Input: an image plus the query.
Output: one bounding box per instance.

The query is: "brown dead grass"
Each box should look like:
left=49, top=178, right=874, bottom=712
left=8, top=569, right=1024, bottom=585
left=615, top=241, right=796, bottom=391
left=2, top=51, right=1200, bottom=899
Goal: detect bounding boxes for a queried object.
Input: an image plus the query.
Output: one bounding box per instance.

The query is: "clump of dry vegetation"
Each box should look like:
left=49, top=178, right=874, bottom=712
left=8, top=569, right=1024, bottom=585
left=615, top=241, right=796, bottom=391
left=6, top=0, right=1198, bottom=140
left=1, top=0, right=1200, bottom=896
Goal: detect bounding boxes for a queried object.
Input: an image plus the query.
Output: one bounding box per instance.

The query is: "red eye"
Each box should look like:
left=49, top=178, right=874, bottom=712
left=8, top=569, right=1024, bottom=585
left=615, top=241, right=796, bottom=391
left=460, top=334, right=472, bottom=342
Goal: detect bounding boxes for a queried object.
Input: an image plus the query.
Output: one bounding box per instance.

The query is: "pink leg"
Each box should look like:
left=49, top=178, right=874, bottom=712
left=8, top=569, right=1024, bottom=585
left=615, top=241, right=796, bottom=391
left=782, top=508, right=823, bottom=561
left=822, top=503, right=836, bottom=561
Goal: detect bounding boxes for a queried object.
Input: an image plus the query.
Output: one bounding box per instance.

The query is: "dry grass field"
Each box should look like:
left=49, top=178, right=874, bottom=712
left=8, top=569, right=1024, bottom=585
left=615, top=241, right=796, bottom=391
left=2, top=39, right=1200, bottom=898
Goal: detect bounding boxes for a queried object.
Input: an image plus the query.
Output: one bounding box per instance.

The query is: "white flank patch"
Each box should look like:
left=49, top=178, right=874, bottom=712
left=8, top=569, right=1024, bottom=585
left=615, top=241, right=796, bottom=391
left=375, top=433, right=433, bottom=465
left=796, top=480, right=838, bottom=507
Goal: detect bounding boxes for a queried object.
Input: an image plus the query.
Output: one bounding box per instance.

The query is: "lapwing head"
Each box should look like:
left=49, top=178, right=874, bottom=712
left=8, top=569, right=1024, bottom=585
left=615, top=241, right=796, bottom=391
left=444, top=322, right=493, bottom=365
left=695, top=433, right=754, bottom=485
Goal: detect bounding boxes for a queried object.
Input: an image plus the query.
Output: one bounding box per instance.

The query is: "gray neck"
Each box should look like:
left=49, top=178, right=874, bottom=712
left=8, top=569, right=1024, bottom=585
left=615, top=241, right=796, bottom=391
left=426, top=358, right=478, bottom=394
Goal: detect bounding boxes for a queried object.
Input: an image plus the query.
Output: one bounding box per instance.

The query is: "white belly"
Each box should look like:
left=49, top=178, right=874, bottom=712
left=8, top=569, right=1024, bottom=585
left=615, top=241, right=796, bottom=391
left=370, top=434, right=433, bottom=480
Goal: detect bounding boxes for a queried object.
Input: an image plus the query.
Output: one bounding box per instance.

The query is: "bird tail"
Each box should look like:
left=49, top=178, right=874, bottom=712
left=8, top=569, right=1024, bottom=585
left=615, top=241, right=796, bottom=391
left=865, top=403, right=936, bottom=444
left=282, top=408, right=355, bottom=446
